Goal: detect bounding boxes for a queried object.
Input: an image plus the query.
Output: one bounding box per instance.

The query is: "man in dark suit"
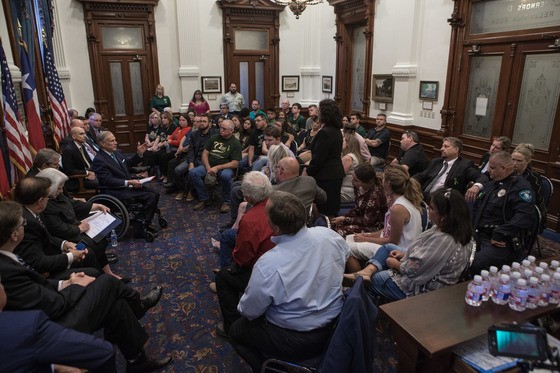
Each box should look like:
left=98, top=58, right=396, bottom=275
left=0, top=200, right=172, bottom=372
left=62, top=125, right=99, bottom=191
left=92, top=131, right=160, bottom=238
left=413, top=136, right=487, bottom=202
left=88, top=112, right=105, bottom=143
left=13, top=177, right=100, bottom=279
left=25, top=148, right=61, bottom=178
left=478, top=136, right=511, bottom=175
left=0, top=281, right=116, bottom=372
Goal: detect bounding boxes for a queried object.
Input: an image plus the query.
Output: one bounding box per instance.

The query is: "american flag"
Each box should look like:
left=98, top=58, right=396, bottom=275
left=1, top=41, right=33, bottom=174
left=20, top=44, right=46, bottom=153
left=42, top=46, right=70, bottom=146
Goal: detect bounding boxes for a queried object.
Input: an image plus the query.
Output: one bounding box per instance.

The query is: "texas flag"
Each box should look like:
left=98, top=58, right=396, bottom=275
left=20, top=45, right=46, bottom=153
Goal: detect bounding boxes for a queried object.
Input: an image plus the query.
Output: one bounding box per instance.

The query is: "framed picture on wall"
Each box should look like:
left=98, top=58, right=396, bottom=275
left=322, top=76, right=333, bottom=93
left=419, top=81, right=439, bottom=101
left=282, top=76, right=300, bottom=92
left=201, top=76, right=222, bottom=93
left=372, top=75, right=394, bottom=103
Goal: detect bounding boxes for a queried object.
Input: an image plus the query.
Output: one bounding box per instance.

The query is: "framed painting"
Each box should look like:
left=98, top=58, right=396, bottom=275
left=201, top=76, right=222, bottom=93
left=282, top=75, right=300, bottom=92
left=372, top=75, right=394, bottom=103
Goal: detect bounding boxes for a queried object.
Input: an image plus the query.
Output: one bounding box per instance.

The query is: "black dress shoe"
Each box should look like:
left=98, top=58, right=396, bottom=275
left=139, top=285, right=163, bottom=317
left=106, top=253, right=119, bottom=264
left=145, top=225, right=158, bottom=234
left=127, top=351, right=173, bottom=372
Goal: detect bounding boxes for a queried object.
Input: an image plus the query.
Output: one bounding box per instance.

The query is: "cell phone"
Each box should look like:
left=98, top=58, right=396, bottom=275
left=75, top=241, right=88, bottom=251
left=488, top=324, right=548, bottom=361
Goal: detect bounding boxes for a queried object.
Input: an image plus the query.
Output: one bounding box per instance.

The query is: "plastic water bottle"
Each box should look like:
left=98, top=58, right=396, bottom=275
left=110, top=230, right=118, bottom=247
left=550, top=260, right=560, bottom=274
left=539, top=262, right=549, bottom=275
left=523, top=269, right=533, bottom=281
left=488, top=266, right=499, bottom=298
left=492, top=274, right=511, bottom=305
left=526, top=277, right=540, bottom=309
left=534, top=267, right=545, bottom=278
left=521, top=259, right=532, bottom=273
left=480, top=270, right=491, bottom=301
left=527, top=255, right=537, bottom=270
left=509, top=278, right=528, bottom=312
left=550, top=272, right=560, bottom=305
left=499, top=265, right=511, bottom=278
left=465, top=275, right=485, bottom=307
left=511, top=262, right=521, bottom=273
left=538, top=274, right=552, bottom=307
left=510, top=271, right=522, bottom=288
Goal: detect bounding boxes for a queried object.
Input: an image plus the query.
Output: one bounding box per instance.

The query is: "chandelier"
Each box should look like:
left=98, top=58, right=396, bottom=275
left=272, top=0, right=323, bottom=19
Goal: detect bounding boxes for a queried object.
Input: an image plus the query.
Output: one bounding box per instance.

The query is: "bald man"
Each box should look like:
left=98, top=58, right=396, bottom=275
left=222, top=157, right=326, bottom=229
left=62, top=126, right=99, bottom=191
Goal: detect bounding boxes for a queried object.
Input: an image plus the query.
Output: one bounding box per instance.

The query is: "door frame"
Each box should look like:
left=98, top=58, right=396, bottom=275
left=218, top=0, right=284, bottom=109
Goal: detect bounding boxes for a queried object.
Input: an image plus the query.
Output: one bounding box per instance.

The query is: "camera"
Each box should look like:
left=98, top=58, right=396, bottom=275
left=488, top=324, right=548, bottom=361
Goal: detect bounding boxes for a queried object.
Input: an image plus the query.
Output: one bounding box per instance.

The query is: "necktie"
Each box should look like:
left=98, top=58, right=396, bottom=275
left=83, top=140, right=97, bottom=157
left=79, top=146, right=91, bottom=169
left=425, top=161, right=448, bottom=192
left=36, top=214, right=45, bottom=228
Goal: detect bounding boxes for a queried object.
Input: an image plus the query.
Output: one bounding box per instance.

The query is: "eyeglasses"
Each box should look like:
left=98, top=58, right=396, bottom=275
left=13, top=218, right=27, bottom=232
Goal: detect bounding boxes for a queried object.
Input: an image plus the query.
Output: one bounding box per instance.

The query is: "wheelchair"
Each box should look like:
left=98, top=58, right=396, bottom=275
left=88, top=194, right=168, bottom=242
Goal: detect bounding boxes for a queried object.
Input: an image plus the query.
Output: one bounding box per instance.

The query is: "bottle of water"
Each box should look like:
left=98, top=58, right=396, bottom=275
left=465, top=275, right=485, bottom=307
left=492, top=274, right=511, bottom=305
left=550, top=260, right=560, bottom=274
left=523, top=269, right=533, bottom=281
left=527, top=255, right=537, bottom=270
left=550, top=272, right=560, bottom=305
left=539, top=262, right=549, bottom=275
left=511, top=262, right=521, bottom=273
left=521, top=259, right=531, bottom=273
left=110, top=229, right=118, bottom=247
left=509, top=278, right=528, bottom=312
left=527, top=277, right=540, bottom=309
left=488, top=266, right=499, bottom=298
left=534, top=267, right=545, bottom=278
left=510, top=271, right=522, bottom=288
left=480, top=270, right=491, bottom=301
left=500, top=265, right=511, bottom=277
left=538, top=274, right=552, bottom=307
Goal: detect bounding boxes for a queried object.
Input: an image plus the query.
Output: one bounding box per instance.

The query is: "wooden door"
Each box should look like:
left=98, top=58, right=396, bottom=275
left=231, top=54, right=270, bottom=108
left=102, top=54, right=151, bottom=149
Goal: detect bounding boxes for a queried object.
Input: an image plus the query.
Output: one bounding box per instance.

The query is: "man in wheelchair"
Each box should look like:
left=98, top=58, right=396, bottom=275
left=92, top=131, right=160, bottom=239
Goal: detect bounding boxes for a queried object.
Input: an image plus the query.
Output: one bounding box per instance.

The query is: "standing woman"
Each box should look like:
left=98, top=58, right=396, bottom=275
left=188, top=89, right=210, bottom=115
left=150, top=84, right=171, bottom=114
left=305, top=99, right=345, bottom=216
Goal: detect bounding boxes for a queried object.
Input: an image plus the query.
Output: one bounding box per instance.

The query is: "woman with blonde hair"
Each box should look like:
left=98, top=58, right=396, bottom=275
left=512, top=143, right=546, bottom=231
left=149, top=84, right=171, bottom=114
left=340, top=130, right=364, bottom=204
left=345, top=164, right=423, bottom=273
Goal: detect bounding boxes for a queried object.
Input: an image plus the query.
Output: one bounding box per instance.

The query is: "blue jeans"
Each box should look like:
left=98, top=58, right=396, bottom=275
left=251, top=156, right=268, bottom=172
left=188, top=166, right=234, bottom=203
left=369, top=270, right=406, bottom=301
left=219, top=228, right=238, bottom=268
left=368, top=243, right=403, bottom=271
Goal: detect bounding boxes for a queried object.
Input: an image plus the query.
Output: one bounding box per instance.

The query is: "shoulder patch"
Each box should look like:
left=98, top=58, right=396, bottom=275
left=519, top=189, right=533, bottom=203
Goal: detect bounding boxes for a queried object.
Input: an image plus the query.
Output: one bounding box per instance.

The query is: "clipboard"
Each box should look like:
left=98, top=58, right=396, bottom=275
left=82, top=211, right=123, bottom=243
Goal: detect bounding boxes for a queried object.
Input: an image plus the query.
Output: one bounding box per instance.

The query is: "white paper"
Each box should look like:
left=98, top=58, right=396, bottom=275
left=83, top=211, right=117, bottom=239
left=138, top=176, right=155, bottom=184
left=475, top=97, right=488, bottom=116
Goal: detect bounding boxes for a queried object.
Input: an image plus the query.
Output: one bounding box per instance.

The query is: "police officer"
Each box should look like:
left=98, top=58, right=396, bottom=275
left=471, top=151, right=535, bottom=274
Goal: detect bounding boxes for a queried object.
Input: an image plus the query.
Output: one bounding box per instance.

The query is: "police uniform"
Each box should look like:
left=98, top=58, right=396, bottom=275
left=471, top=173, right=535, bottom=274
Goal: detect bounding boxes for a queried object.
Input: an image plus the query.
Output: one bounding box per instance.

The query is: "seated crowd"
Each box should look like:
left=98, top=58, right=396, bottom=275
left=0, top=92, right=550, bottom=372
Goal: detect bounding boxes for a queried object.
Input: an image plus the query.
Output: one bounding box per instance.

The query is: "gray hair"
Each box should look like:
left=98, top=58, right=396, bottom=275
left=33, top=148, right=60, bottom=168
left=241, top=171, right=272, bottom=203
left=37, top=168, right=68, bottom=196
left=98, top=131, right=113, bottom=144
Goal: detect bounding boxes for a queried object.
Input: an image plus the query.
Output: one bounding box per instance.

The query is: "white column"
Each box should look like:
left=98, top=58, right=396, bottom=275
left=51, top=0, right=72, bottom=104
left=176, top=0, right=201, bottom=112
left=299, top=4, right=321, bottom=106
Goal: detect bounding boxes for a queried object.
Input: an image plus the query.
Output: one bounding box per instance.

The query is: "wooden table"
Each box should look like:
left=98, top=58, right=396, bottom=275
left=380, top=281, right=560, bottom=372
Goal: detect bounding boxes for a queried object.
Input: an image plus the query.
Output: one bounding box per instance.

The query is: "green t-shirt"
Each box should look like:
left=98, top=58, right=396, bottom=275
left=205, top=134, right=242, bottom=167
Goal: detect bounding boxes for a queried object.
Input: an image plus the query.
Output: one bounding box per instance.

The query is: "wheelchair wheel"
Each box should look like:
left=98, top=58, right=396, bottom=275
left=88, top=194, right=130, bottom=240
left=144, top=230, right=155, bottom=242
left=159, top=217, right=168, bottom=228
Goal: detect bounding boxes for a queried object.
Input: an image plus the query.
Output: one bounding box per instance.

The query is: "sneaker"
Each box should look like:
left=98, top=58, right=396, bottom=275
left=193, top=201, right=206, bottom=211
left=219, top=203, right=230, bottom=214
left=185, top=192, right=194, bottom=202
left=174, top=192, right=186, bottom=201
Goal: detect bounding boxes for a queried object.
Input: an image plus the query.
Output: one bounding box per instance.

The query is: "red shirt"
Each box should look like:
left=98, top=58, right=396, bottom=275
left=233, top=199, right=275, bottom=267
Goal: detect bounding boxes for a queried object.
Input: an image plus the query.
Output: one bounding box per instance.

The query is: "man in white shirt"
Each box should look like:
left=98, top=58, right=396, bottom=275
left=228, top=191, right=349, bottom=372
left=220, top=83, right=245, bottom=114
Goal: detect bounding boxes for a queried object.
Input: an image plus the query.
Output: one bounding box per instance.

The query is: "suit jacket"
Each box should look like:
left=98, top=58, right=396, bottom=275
left=15, top=208, right=70, bottom=274
left=92, top=150, right=142, bottom=190
left=0, top=309, right=115, bottom=373
left=42, top=193, right=92, bottom=243
left=0, top=254, right=86, bottom=320
left=413, top=157, right=488, bottom=195
left=62, top=141, right=93, bottom=177
left=274, top=176, right=327, bottom=211
left=307, top=126, right=345, bottom=181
